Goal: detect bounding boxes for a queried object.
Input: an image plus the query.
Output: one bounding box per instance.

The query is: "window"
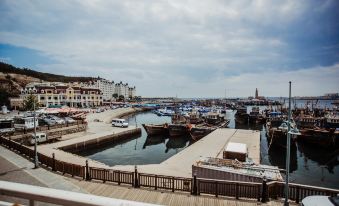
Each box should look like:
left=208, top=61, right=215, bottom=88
left=48, top=97, right=51, bottom=100
left=40, top=97, right=45, bottom=100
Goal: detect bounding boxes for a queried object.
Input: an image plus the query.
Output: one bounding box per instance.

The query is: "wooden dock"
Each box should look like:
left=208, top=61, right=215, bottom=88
left=69, top=178, right=291, bottom=206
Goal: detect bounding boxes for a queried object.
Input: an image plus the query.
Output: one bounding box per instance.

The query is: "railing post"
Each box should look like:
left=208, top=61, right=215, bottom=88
left=236, top=183, right=239, bottom=200
left=296, top=186, right=300, bottom=204
left=85, top=160, right=90, bottom=181
left=172, top=177, right=175, bottom=192
left=215, top=181, right=218, bottom=197
left=71, top=164, right=74, bottom=177
left=261, top=178, right=268, bottom=203
left=192, top=174, right=198, bottom=195
left=155, top=175, right=158, bottom=190
left=134, top=165, right=139, bottom=188
left=118, top=171, right=121, bottom=185
left=52, top=153, right=56, bottom=171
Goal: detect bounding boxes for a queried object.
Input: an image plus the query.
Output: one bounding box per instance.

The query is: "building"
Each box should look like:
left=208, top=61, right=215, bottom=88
left=9, top=97, right=23, bottom=110
left=20, top=82, right=103, bottom=108
left=115, top=81, right=136, bottom=99
left=82, top=78, right=136, bottom=101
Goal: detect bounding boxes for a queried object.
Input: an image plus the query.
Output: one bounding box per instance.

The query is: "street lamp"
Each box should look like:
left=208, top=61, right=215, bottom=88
left=284, top=81, right=300, bottom=206
left=30, top=91, right=39, bottom=169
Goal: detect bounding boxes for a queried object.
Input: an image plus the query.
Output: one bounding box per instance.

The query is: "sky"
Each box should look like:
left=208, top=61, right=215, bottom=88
left=0, top=0, right=338, bottom=98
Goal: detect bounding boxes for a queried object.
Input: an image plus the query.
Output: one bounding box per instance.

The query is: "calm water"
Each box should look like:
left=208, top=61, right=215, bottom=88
left=77, top=112, right=192, bottom=166
left=77, top=106, right=339, bottom=189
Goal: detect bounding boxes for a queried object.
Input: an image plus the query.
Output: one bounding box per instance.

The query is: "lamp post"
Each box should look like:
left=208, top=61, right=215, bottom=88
left=32, top=92, right=39, bottom=169
left=284, top=81, right=301, bottom=206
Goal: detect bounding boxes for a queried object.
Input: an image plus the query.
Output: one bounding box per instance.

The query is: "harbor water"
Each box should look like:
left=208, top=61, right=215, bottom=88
left=77, top=108, right=339, bottom=189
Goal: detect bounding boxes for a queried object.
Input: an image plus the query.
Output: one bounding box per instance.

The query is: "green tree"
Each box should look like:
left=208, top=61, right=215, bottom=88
left=23, top=94, right=39, bottom=111
left=118, top=95, right=125, bottom=101
left=113, top=93, right=118, bottom=99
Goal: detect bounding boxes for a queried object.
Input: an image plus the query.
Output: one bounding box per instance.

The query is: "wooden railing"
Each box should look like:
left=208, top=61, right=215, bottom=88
left=88, top=167, right=134, bottom=185
left=267, top=181, right=339, bottom=203
left=138, top=173, right=192, bottom=192
left=197, top=178, right=261, bottom=200
left=1, top=135, right=338, bottom=203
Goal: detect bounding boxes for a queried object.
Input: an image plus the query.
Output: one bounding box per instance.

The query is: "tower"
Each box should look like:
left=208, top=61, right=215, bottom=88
left=255, top=88, right=258, bottom=99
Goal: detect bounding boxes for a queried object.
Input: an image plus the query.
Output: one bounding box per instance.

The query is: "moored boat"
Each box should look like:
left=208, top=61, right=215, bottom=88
left=189, top=126, right=215, bottom=141
left=234, top=106, right=249, bottom=124
left=248, top=107, right=266, bottom=124
left=168, top=124, right=190, bottom=137
left=142, top=123, right=168, bottom=136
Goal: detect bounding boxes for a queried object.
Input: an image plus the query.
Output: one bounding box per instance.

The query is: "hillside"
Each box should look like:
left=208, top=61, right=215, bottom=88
left=0, top=62, right=95, bottom=83
left=0, top=62, right=96, bottom=106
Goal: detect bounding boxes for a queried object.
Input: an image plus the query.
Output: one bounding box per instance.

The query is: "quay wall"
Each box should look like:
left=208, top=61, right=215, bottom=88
left=59, top=128, right=141, bottom=153
left=11, top=124, right=87, bottom=145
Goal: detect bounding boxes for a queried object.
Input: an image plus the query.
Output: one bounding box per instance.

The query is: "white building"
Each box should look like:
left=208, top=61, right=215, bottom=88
left=82, top=79, right=115, bottom=101
left=81, top=78, right=136, bottom=101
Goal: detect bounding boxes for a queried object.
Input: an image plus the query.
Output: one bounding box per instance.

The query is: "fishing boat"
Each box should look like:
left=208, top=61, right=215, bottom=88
left=248, top=107, right=266, bottom=124
left=267, top=120, right=297, bottom=149
left=187, top=110, right=203, bottom=124
left=205, top=110, right=225, bottom=125
left=295, top=113, right=339, bottom=148
left=189, top=126, right=215, bottom=141
left=234, top=106, right=249, bottom=124
left=168, top=124, right=190, bottom=137
left=142, top=123, right=168, bottom=136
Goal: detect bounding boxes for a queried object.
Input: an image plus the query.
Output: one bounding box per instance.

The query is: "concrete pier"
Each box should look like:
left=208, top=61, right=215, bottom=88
left=114, top=128, right=261, bottom=178
left=36, top=108, right=142, bottom=168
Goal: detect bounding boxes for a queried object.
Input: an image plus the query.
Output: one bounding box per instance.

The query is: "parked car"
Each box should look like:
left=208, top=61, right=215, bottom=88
left=64, top=117, right=76, bottom=124
left=111, top=119, right=129, bottom=128
left=301, top=196, right=339, bottom=206
left=49, top=115, right=65, bottom=124
left=43, top=118, right=56, bottom=126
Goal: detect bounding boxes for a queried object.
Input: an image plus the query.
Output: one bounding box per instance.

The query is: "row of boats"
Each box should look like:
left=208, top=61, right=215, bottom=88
left=265, top=108, right=339, bottom=149
left=143, top=108, right=230, bottom=140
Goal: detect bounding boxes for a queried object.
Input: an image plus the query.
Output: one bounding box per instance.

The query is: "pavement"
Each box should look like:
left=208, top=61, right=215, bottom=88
left=0, top=145, right=88, bottom=205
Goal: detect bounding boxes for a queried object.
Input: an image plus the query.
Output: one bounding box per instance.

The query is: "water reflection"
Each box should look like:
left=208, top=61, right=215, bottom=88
left=165, top=136, right=190, bottom=153
left=297, top=142, right=339, bottom=174
left=268, top=143, right=298, bottom=173
left=143, top=135, right=166, bottom=149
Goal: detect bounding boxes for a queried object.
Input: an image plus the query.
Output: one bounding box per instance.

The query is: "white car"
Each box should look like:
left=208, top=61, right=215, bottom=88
left=49, top=116, right=65, bottom=124
left=112, top=119, right=129, bottom=128
left=64, top=117, right=76, bottom=124
left=302, top=196, right=339, bottom=206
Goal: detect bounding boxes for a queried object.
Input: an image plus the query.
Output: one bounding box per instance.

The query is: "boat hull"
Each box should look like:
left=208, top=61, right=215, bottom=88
left=168, top=124, right=189, bottom=137
left=142, top=124, right=168, bottom=136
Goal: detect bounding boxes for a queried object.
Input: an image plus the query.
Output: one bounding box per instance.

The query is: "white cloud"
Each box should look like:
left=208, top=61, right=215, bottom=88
left=0, top=0, right=338, bottom=97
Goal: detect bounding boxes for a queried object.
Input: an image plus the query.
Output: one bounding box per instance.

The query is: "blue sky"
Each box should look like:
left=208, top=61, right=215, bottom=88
left=0, top=0, right=338, bottom=97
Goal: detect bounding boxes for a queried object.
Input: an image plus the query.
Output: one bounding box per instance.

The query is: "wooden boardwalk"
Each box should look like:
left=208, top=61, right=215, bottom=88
left=69, top=178, right=292, bottom=206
